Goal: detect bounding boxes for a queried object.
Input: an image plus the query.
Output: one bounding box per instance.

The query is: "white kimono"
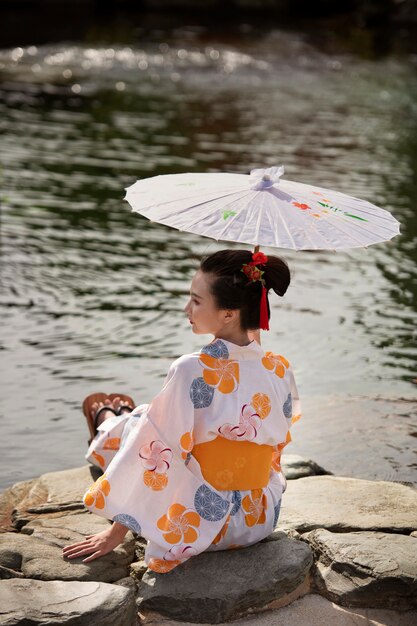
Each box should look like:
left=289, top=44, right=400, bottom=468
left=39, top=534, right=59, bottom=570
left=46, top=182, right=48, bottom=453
left=84, top=338, right=301, bottom=573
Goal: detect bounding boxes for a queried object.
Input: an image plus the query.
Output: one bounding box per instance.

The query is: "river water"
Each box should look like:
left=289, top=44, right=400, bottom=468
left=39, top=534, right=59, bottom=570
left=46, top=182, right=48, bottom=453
left=0, top=24, right=416, bottom=491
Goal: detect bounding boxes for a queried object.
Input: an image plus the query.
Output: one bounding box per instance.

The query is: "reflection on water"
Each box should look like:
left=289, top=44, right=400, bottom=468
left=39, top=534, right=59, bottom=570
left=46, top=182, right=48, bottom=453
left=0, top=26, right=416, bottom=490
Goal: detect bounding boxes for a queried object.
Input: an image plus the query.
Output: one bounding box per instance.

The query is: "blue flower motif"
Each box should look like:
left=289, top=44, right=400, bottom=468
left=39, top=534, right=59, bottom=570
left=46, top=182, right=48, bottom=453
left=283, top=393, right=292, bottom=419
left=190, top=377, right=215, bottom=408
left=194, top=485, right=230, bottom=522
left=184, top=451, right=192, bottom=466
left=273, top=500, right=281, bottom=528
left=201, top=339, right=229, bottom=359
left=113, top=513, right=141, bottom=534
left=230, top=490, right=242, bottom=516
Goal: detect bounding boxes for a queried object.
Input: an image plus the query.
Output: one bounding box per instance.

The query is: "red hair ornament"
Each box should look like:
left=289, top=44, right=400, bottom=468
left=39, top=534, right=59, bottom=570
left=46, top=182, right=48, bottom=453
left=241, top=252, right=270, bottom=331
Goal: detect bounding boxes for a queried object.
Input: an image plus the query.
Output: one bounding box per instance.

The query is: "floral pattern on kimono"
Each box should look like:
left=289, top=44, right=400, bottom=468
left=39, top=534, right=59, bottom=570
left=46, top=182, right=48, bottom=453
left=85, top=338, right=301, bottom=573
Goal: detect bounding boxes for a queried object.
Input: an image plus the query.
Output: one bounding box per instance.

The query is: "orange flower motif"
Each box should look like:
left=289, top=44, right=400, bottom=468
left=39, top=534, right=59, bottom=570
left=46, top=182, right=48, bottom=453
left=242, top=488, right=268, bottom=527
left=199, top=353, right=239, bottom=394
left=83, top=474, right=111, bottom=510
left=147, top=558, right=181, bottom=573
left=292, top=413, right=301, bottom=425
left=251, top=393, right=271, bottom=419
left=212, top=515, right=230, bottom=545
left=103, top=437, right=120, bottom=450
left=292, top=202, right=311, bottom=210
left=157, top=503, right=200, bottom=545
left=91, top=451, right=105, bottom=468
left=261, top=352, right=289, bottom=378
left=143, top=470, right=168, bottom=491
left=180, top=430, right=194, bottom=460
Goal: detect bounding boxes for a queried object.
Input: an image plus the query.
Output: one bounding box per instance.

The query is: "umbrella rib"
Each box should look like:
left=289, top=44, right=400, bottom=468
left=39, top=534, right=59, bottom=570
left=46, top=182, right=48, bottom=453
left=183, top=190, right=258, bottom=231
left=272, top=200, right=299, bottom=249
left=131, top=187, right=248, bottom=220
left=312, top=213, right=376, bottom=247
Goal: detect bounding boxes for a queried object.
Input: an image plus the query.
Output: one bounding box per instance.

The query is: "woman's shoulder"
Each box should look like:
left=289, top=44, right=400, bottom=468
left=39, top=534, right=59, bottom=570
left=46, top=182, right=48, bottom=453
left=168, top=350, right=202, bottom=374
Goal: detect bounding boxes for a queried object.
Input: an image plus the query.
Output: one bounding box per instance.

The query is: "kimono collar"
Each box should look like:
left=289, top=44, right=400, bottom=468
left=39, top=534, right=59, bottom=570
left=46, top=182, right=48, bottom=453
left=200, top=338, right=264, bottom=361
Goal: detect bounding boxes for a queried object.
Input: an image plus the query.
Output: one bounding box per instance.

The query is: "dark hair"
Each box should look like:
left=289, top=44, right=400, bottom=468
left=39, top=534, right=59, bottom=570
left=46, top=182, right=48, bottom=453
left=199, top=249, right=290, bottom=331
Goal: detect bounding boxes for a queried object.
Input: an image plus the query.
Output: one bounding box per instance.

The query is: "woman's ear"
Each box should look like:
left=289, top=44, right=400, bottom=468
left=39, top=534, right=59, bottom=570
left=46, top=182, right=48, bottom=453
left=223, top=309, right=240, bottom=326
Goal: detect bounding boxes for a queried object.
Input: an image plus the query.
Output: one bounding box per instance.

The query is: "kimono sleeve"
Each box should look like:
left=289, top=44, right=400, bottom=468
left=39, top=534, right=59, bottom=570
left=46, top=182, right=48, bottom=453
left=286, top=363, right=302, bottom=427
left=270, top=361, right=302, bottom=490
left=83, top=355, right=232, bottom=573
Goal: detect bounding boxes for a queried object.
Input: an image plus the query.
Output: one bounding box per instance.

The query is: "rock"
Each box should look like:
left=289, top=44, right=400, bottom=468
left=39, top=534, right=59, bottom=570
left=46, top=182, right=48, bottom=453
left=0, top=478, right=36, bottom=532
left=279, top=476, right=417, bottom=533
left=21, top=510, right=110, bottom=542
left=114, top=576, right=137, bottom=592
left=130, top=560, right=148, bottom=581
left=0, top=517, right=135, bottom=583
left=9, top=465, right=101, bottom=530
left=281, top=455, right=330, bottom=480
left=0, top=578, right=137, bottom=626
left=303, top=529, right=417, bottom=610
left=411, top=531, right=417, bottom=538
left=138, top=535, right=313, bottom=623
left=139, top=593, right=417, bottom=626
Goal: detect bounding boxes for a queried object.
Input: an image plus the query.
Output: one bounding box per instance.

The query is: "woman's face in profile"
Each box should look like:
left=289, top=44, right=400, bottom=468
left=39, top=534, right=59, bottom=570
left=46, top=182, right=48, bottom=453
left=184, top=271, right=225, bottom=336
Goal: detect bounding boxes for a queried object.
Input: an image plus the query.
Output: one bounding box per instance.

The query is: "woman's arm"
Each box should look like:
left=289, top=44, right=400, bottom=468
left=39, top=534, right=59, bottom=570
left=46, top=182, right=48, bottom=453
left=62, top=521, right=129, bottom=562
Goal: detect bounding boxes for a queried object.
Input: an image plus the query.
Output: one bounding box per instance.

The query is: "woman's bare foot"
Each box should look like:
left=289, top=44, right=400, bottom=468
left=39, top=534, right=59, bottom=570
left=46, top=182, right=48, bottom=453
left=111, top=396, right=134, bottom=415
left=91, top=399, right=115, bottom=428
left=90, top=396, right=134, bottom=429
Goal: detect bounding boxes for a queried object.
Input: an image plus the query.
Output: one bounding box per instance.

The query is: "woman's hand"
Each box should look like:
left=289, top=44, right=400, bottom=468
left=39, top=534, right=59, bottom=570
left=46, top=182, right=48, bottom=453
left=62, top=522, right=129, bottom=563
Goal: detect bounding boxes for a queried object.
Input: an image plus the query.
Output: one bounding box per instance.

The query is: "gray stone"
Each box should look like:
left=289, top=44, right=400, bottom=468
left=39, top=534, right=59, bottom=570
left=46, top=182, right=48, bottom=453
left=279, top=476, right=417, bottom=533
left=9, top=465, right=101, bottom=530
left=303, top=529, right=417, bottom=610
left=0, top=578, right=137, bottom=626
left=0, top=517, right=135, bottom=582
left=138, top=535, right=313, bottom=623
left=130, top=560, right=148, bottom=580
left=0, top=477, right=35, bottom=532
left=281, top=455, right=330, bottom=480
left=114, top=576, right=137, bottom=591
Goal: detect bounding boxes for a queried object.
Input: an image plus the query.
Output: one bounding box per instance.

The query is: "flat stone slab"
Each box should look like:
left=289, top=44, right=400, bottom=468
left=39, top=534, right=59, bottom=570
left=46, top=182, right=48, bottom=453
left=4, top=465, right=101, bottom=530
left=303, top=529, right=417, bottom=610
left=0, top=477, right=35, bottom=532
left=0, top=514, right=135, bottom=583
left=0, top=579, right=137, bottom=626
left=281, top=455, right=330, bottom=479
left=279, top=476, right=417, bottom=533
left=140, top=593, right=417, bottom=626
left=138, top=535, right=313, bottom=623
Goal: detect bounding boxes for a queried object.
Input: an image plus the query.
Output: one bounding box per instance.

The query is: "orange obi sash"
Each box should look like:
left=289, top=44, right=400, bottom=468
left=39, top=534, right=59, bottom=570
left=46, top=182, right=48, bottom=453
left=192, top=436, right=274, bottom=491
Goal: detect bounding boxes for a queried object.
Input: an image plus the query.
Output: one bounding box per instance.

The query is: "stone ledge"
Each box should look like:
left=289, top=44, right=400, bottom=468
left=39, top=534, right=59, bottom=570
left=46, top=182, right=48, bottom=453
left=0, top=578, right=138, bottom=626
left=138, top=535, right=313, bottom=623
left=302, top=529, right=417, bottom=610
left=279, top=476, right=417, bottom=533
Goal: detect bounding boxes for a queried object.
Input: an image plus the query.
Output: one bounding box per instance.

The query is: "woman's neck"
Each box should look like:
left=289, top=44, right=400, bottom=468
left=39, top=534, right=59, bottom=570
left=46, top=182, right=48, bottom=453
left=214, top=330, right=251, bottom=347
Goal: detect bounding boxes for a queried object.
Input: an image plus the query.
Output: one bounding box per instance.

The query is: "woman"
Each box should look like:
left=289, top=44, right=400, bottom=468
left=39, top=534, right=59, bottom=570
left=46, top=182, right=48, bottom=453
left=63, top=249, right=301, bottom=573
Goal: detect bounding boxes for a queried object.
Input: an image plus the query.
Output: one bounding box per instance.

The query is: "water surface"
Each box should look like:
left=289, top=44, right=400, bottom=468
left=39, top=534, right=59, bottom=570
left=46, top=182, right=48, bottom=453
left=1, top=26, right=416, bottom=490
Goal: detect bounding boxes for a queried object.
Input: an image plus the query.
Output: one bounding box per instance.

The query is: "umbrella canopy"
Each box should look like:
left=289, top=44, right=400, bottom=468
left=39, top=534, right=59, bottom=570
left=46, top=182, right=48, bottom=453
left=125, top=166, right=400, bottom=250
